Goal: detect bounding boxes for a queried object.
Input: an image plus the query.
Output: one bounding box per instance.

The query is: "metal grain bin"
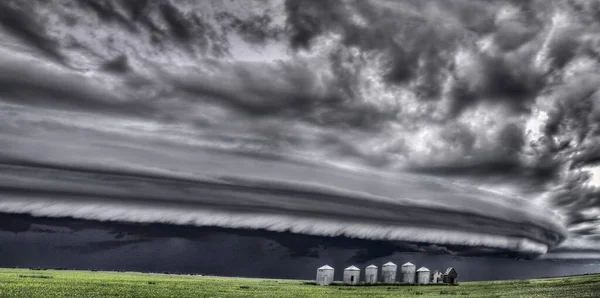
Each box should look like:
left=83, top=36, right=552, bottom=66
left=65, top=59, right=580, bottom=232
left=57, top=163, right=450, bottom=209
left=401, top=262, right=416, bottom=284
left=365, top=264, right=378, bottom=284
left=316, top=265, right=334, bottom=286
left=416, top=267, right=430, bottom=285
left=381, top=262, right=397, bottom=283
left=343, top=265, right=360, bottom=285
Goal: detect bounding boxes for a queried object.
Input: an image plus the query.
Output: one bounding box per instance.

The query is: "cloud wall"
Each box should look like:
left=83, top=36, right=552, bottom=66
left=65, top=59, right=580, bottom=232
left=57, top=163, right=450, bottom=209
left=0, top=0, right=599, bottom=259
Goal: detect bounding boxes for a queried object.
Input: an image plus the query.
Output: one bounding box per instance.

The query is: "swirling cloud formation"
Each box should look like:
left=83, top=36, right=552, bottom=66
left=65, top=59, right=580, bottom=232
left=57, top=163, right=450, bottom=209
left=1, top=0, right=599, bottom=258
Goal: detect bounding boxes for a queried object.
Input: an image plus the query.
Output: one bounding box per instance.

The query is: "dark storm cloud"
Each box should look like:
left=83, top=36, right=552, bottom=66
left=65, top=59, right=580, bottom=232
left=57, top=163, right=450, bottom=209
left=117, top=0, right=166, bottom=37
left=58, top=239, right=152, bottom=254
left=157, top=1, right=221, bottom=54
left=0, top=212, right=32, bottom=233
left=544, top=80, right=600, bottom=169
left=549, top=174, right=600, bottom=227
left=0, top=162, right=566, bottom=256
left=535, top=72, right=600, bottom=250
left=0, top=1, right=65, bottom=64
left=0, top=212, right=546, bottom=262
left=448, top=53, right=545, bottom=117
left=409, top=121, right=560, bottom=185
left=0, top=56, right=153, bottom=118
left=217, top=12, right=283, bottom=44
left=169, top=59, right=395, bottom=131
left=1, top=212, right=597, bottom=280
left=403, top=121, right=562, bottom=192
left=408, top=159, right=559, bottom=186
left=101, top=55, right=130, bottom=74
left=281, top=0, right=598, bottom=196
left=78, top=0, right=137, bottom=32
left=284, top=0, right=344, bottom=49
left=283, top=0, right=552, bottom=118
left=73, top=0, right=230, bottom=57
left=2, top=0, right=600, bottom=263
left=171, top=61, right=321, bottom=116
left=158, top=2, right=193, bottom=42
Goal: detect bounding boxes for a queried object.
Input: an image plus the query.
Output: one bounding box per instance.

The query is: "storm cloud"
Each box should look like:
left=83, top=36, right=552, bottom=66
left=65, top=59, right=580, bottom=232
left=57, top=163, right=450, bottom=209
left=1, top=0, right=600, bottom=263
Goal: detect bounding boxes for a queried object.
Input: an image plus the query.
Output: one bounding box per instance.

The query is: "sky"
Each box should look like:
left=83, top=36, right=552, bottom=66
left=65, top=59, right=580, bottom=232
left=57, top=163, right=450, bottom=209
left=1, top=0, right=600, bottom=280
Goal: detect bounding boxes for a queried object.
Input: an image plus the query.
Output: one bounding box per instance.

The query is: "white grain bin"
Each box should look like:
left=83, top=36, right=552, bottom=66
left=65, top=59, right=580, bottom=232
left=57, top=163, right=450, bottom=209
left=381, top=262, right=397, bottom=283
left=365, top=264, right=378, bottom=284
left=416, top=267, right=430, bottom=285
left=343, top=265, right=360, bottom=285
left=316, top=265, right=334, bottom=286
left=401, top=262, right=416, bottom=284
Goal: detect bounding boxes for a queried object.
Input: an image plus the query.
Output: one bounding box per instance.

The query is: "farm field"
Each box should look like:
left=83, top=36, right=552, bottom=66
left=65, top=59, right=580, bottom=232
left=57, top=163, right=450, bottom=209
left=0, top=268, right=599, bottom=298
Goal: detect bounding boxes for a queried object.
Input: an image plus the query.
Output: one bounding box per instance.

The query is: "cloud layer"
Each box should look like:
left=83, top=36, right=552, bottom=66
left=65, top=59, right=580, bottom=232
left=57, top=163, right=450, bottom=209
left=1, top=0, right=599, bottom=259
left=0, top=161, right=565, bottom=256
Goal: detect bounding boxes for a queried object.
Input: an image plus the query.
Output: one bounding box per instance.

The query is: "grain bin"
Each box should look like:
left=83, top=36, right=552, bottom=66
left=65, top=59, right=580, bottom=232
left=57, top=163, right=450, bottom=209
left=401, top=262, right=416, bottom=284
left=316, top=265, right=334, bottom=286
left=365, top=265, right=378, bottom=284
left=416, top=267, right=430, bottom=285
left=381, top=262, right=397, bottom=283
left=343, top=265, right=360, bottom=285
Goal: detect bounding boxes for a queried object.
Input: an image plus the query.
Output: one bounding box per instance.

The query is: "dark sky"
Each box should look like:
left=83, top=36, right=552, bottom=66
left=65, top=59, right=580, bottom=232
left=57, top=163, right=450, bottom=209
left=1, top=213, right=598, bottom=281
left=1, top=0, right=600, bottom=280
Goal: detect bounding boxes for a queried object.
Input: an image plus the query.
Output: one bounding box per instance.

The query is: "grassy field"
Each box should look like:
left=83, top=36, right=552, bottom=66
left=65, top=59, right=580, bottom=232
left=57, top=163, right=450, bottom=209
left=0, top=268, right=599, bottom=298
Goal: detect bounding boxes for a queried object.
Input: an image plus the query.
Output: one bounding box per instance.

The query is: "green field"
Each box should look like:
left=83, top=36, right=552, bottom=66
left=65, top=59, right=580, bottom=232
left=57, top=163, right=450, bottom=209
left=0, top=268, right=599, bottom=298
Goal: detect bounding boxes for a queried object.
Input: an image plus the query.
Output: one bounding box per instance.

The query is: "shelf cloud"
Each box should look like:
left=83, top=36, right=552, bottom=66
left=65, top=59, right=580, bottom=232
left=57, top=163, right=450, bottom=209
left=1, top=0, right=600, bottom=259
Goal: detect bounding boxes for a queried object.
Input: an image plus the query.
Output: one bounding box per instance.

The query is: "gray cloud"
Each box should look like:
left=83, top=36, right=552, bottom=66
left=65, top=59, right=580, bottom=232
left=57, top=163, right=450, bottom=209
left=284, top=0, right=551, bottom=118
left=0, top=55, right=151, bottom=118
left=1, top=0, right=600, bottom=261
left=168, top=59, right=395, bottom=131
left=0, top=162, right=565, bottom=256
left=0, top=1, right=65, bottom=63
left=217, top=11, right=284, bottom=44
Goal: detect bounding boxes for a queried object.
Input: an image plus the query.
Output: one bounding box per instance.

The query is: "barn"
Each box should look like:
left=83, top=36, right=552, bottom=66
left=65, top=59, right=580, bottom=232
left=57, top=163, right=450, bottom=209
left=381, top=262, right=397, bottom=283
left=401, top=262, right=416, bottom=284
left=365, top=265, right=378, bottom=284
left=443, top=267, right=458, bottom=284
left=431, top=270, right=443, bottom=283
left=316, top=265, right=334, bottom=286
left=416, top=267, right=430, bottom=285
left=343, top=266, right=360, bottom=285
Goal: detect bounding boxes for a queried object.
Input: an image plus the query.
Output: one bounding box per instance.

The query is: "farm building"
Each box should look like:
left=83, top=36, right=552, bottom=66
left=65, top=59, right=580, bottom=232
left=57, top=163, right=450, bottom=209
left=431, top=270, right=443, bottom=283
left=343, top=266, right=360, bottom=285
left=316, top=265, right=334, bottom=286
left=416, top=267, right=430, bottom=285
left=381, top=262, right=397, bottom=283
left=315, top=262, right=457, bottom=286
left=401, top=262, right=416, bottom=284
left=443, top=267, right=458, bottom=284
left=365, top=265, right=378, bottom=284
